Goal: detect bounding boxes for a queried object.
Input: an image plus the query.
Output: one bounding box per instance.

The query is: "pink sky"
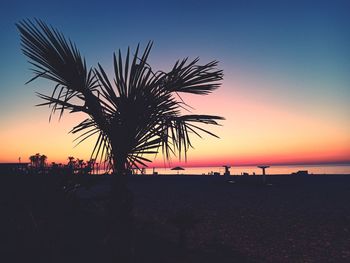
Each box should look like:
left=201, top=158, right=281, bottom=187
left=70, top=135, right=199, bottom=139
left=1, top=74, right=349, bottom=167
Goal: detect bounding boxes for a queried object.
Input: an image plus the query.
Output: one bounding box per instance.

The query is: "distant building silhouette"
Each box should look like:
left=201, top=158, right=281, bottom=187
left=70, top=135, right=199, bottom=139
left=291, top=170, right=309, bottom=176
left=0, top=163, right=29, bottom=175
left=223, top=165, right=231, bottom=176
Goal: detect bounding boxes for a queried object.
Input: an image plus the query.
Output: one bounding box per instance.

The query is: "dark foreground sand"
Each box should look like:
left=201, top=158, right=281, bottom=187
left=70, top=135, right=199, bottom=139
left=129, top=175, right=350, bottom=262
left=1, top=175, right=349, bottom=262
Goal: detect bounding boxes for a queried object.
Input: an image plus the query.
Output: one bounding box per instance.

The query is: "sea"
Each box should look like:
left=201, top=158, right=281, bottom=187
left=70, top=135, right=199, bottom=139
left=139, top=164, right=350, bottom=175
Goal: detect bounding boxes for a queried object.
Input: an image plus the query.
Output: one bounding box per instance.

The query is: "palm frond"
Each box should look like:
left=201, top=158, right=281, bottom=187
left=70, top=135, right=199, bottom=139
left=17, top=19, right=88, bottom=91
left=158, top=58, right=223, bottom=95
left=158, top=115, right=225, bottom=161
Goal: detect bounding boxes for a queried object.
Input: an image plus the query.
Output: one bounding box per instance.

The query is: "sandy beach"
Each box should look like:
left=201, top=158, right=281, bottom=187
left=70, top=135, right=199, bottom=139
left=1, top=174, right=349, bottom=262
left=129, top=175, right=350, bottom=262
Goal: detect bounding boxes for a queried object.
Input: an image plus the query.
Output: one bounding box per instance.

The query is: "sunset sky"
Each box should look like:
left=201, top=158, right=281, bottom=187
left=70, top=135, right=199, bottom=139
left=0, top=0, right=349, bottom=167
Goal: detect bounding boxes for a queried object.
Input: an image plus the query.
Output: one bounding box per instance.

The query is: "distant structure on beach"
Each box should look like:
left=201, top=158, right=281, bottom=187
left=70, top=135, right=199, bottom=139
left=291, top=170, right=309, bottom=176
left=0, top=163, right=29, bottom=175
left=152, top=167, right=158, bottom=176
left=258, top=165, right=270, bottom=175
left=258, top=165, right=270, bottom=184
left=223, top=165, right=231, bottom=176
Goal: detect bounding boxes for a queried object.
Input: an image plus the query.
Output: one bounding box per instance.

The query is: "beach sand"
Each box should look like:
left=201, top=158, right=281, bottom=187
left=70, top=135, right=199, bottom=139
left=129, top=175, right=350, bottom=262
left=0, top=175, right=349, bottom=262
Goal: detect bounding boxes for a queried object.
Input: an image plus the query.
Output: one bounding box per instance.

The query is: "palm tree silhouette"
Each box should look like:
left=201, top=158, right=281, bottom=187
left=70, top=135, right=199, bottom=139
left=34, top=153, right=40, bottom=168
left=29, top=155, right=36, bottom=167
left=17, top=19, right=223, bottom=174
left=67, top=156, right=75, bottom=165
left=39, top=154, right=47, bottom=167
left=87, top=159, right=95, bottom=174
left=17, top=19, right=223, bottom=261
left=29, top=153, right=43, bottom=168
left=67, top=156, right=75, bottom=174
left=77, top=159, right=85, bottom=174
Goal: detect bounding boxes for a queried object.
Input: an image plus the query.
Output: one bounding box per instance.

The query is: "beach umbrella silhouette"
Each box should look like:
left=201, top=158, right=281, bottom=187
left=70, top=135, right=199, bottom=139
left=171, top=166, right=185, bottom=175
left=258, top=165, right=270, bottom=184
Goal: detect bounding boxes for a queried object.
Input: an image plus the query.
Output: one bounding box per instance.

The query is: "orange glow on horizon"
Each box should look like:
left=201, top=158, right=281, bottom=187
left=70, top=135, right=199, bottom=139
left=1, top=79, right=349, bottom=167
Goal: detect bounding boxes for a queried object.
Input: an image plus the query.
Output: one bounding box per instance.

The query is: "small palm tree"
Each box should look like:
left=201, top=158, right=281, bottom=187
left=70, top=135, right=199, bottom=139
left=39, top=154, right=47, bottom=167
left=34, top=153, right=40, bottom=168
left=87, top=159, right=95, bottom=174
left=17, top=19, right=223, bottom=175
left=29, top=155, right=36, bottom=167
left=29, top=153, right=42, bottom=168
left=67, top=156, right=75, bottom=164
left=17, top=19, right=224, bottom=261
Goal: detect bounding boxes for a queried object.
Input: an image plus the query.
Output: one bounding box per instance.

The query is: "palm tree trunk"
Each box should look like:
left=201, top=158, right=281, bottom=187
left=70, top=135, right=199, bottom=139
left=108, top=155, right=134, bottom=262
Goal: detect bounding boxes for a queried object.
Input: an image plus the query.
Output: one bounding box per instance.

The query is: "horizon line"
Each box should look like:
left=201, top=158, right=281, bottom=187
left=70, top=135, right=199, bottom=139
left=152, top=160, right=350, bottom=169
left=1, top=160, right=350, bottom=167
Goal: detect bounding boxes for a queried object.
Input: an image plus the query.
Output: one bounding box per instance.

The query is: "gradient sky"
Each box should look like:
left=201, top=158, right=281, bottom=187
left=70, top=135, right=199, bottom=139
left=0, top=0, right=349, bottom=167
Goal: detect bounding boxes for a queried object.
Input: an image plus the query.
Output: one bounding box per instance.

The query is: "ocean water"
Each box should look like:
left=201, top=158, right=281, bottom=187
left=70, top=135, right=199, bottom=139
left=140, top=164, right=350, bottom=175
